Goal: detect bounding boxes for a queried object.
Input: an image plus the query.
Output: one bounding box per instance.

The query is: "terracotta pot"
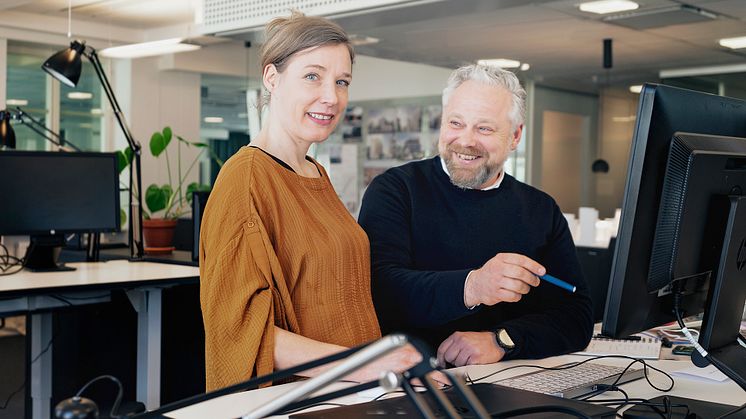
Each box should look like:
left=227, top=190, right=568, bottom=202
left=143, top=218, right=178, bottom=254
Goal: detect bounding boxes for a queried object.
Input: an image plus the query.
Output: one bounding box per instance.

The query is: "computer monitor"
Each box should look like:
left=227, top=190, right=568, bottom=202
left=602, top=84, right=746, bottom=394
left=602, top=84, right=746, bottom=339
left=0, top=151, right=120, bottom=271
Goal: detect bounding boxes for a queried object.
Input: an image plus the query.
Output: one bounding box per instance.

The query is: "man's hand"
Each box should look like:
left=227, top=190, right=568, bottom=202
left=464, top=253, right=545, bottom=307
left=437, top=331, right=505, bottom=367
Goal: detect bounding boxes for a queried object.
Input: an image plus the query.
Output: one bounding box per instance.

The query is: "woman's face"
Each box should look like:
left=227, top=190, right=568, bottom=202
left=263, top=43, right=352, bottom=144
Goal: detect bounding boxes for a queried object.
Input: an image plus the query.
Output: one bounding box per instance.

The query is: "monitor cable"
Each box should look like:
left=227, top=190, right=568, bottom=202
left=672, top=288, right=711, bottom=368
left=0, top=243, right=24, bottom=276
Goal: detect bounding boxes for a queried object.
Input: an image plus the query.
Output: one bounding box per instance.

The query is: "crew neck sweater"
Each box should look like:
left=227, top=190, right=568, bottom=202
left=358, top=156, right=593, bottom=358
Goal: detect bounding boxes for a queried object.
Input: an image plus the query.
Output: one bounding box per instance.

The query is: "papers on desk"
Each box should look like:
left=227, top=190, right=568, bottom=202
left=574, top=336, right=662, bottom=359
left=671, top=365, right=731, bottom=383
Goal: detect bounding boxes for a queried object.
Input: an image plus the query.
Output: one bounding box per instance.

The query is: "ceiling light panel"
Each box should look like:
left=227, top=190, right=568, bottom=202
left=719, top=36, right=746, bottom=50
left=478, top=59, right=521, bottom=68
left=101, top=38, right=201, bottom=59
left=579, top=0, right=639, bottom=14
left=201, top=0, right=446, bottom=36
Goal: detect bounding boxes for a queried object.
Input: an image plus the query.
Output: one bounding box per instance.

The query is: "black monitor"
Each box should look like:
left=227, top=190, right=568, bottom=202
left=0, top=151, right=120, bottom=271
left=602, top=84, right=746, bottom=394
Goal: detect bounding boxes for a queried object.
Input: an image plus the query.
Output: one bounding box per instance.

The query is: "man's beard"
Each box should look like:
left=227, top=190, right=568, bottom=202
left=441, top=146, right=501, bottom=190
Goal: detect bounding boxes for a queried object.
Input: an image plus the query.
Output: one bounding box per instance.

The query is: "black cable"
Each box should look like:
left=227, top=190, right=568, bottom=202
left=473, top=355, right=674, bottom=394
left=72, top=375, right=124, bottom=419
left=54, top=293, right=111, bottom=301
left=0, top=243, right=24, bottom=276
left=49, top=295, right=74, bottom=306
left=0, top=383, right=24, bottom=410
left=714, top=402, right=746, bottom=419
left=0, top=334, right=55, bottom=410
left=491, top=404, right=593, bottom=418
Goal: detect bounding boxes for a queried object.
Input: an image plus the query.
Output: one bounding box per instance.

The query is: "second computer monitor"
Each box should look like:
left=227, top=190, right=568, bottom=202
left=602, top=84, right=746, bottom=339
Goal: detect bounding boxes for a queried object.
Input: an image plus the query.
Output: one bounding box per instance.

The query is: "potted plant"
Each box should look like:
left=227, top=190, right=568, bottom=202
left=118, top=126, right=221, bottom=254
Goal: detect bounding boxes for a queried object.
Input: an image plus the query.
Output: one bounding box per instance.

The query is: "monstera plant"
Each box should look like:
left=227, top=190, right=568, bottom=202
left=118, top=126, right=221, bottom=253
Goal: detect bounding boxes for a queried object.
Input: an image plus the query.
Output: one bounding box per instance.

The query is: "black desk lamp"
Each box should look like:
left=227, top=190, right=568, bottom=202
left=0, top=106, right=82, bottom=152
left=42, top=40, right=144, bottom=260
left=0, top=110, right=16, bottom=149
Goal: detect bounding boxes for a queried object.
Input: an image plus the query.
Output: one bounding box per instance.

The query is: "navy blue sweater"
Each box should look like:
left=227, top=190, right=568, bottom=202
left=358, top=157, right=593, bottom=358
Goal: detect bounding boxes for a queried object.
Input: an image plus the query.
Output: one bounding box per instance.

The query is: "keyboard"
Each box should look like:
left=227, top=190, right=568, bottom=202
left=495, top=362, right=645, bottom=399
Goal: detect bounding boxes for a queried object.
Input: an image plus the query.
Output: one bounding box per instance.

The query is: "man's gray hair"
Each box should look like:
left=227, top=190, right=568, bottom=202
left=442, top=64, right=526, bottom=130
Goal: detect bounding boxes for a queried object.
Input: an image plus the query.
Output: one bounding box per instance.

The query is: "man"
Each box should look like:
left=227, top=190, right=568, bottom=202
left=358, top=64, right=593, bottom=367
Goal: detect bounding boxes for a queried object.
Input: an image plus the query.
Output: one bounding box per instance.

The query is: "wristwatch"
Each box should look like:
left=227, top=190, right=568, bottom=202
left=494, top=328, right=515, bottom=354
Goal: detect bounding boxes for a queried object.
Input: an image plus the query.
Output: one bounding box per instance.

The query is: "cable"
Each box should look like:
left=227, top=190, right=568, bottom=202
left=49, top=295, right=74, bottom=306
left=468, top=355, right=674, bottom=394
left=492, top=404, right=593, bottom=419
left=714, top=402, right=746, bottom=419
left=0, top=243, right=24, bottom=276
left=0, top=334, right=56, bottom=410
left=70, top=375, right=124, bottom=419
left=673, top=288, right=710, bottom=362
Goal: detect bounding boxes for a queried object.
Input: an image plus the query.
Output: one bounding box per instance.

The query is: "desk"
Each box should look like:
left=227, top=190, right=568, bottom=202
left=162, top=354, right=744, bottom=419
left=0, top=260, right=200, bottom=419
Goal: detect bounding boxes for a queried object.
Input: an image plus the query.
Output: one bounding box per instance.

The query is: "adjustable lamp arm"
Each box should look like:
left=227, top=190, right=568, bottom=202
left=42, top=40, right=144, bottom=259
left=11, top=107, right=82, bottom=152
left=83, top=45, right=144, bottom=259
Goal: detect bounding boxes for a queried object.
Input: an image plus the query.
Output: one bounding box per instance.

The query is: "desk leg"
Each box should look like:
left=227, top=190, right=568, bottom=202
left=30, top=313, right=53, bottom=419
left=127, top=288, right=162, bottom=410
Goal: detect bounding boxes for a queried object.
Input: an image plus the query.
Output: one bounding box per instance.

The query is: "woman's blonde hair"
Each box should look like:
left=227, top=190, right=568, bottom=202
left=261, top=11, right=354, bottom=73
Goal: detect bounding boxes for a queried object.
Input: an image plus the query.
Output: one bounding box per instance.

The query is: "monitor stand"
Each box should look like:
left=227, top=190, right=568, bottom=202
left=623, top=395, right=745, bottom=419
left=24, top=235, right=76, bottom=272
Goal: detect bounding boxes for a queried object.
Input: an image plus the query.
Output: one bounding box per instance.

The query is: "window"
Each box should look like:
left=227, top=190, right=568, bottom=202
left=5, top=41, right=103, bottom=152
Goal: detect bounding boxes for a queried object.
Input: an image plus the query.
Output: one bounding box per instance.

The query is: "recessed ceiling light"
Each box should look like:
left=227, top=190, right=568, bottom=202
left=579, top=0, right=639, bottom=14
left=6, top=99, right=28, bottom=106
left=478, top=58, right=521, bottom=69
left=719, top=35, right=746, bottom=50
left=101, top=38, right=201, bottom=59
left=349, top=34, right=379, bottom=46
left=68, top=92, right=93, bottom=100
left=629, top=85, right=643, bottom=94
left=204, top=117, right=224, bottom=123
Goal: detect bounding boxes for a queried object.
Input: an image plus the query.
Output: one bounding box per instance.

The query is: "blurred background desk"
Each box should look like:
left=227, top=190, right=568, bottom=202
left=0, top=260, right=199, bottom=419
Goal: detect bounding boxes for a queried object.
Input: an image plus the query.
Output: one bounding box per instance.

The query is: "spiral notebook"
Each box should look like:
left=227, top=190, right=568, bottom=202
left=574, top=336, right=662, bottom=359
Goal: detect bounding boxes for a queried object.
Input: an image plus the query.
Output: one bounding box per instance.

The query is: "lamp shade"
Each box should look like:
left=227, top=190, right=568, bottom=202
left=42, top=40, right=86, bottom=87
left=0, top=110, right=16, bottom=149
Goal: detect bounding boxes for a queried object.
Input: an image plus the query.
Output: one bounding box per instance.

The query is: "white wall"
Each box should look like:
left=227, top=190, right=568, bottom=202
left=114, top=56, right=202, bottom=215
left=350, top=55, right=452, bottom=101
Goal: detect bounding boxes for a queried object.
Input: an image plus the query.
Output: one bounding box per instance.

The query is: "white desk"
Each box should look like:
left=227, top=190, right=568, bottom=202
left=0, top=260, right=200, bottom=419
left=163, top=354, right=744, bottom=419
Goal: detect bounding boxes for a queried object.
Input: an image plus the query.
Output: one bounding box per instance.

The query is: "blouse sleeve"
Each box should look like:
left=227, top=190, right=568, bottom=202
left=200, top=208, right=297, bottom=391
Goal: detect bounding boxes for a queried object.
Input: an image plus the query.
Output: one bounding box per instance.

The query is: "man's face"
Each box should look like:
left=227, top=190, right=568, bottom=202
left=438, top=80, right=523, bottom=189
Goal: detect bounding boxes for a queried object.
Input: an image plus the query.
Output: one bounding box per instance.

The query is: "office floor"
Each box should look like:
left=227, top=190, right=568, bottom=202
left=0, top=333, right=25, bottom=419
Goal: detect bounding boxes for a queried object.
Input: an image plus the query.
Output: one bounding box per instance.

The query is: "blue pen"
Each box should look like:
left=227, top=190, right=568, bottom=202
left=538, top=273, right=576, bottom=293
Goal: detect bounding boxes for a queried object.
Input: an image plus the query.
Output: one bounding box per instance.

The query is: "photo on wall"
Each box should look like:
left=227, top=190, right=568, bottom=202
left=340, top=106, right=363, bottom=143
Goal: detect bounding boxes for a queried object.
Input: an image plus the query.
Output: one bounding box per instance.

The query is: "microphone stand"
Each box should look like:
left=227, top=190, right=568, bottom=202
left=134, top=334, right=490, bottom=419
left=242, top=335, right=490, bottom=419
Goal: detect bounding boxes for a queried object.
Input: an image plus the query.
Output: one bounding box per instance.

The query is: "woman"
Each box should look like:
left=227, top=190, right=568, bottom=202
left=199, top=12, right=416, bottom=391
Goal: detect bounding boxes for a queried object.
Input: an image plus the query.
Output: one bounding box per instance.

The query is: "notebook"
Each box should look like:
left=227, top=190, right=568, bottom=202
left=575, top=336, right=662, bottom=359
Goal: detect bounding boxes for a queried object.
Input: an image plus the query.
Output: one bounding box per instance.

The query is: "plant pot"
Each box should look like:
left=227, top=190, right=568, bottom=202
left=143, top=218, right=178, bottom=255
